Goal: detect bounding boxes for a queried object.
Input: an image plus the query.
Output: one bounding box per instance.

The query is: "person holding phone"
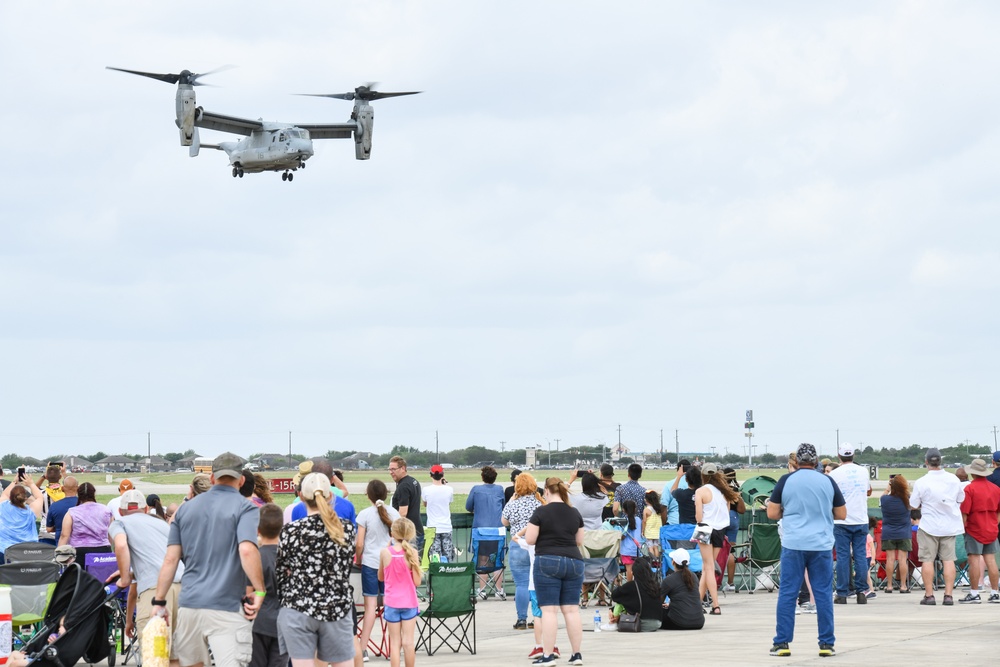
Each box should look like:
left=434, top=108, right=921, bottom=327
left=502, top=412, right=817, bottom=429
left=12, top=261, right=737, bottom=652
left=0, top=471, right=45, bottom=563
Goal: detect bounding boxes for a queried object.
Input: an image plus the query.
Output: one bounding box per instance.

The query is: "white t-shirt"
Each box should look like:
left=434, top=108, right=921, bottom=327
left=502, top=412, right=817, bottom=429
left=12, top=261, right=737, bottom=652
left=356, top=504, right=401, bottom=569
left=107, top=496, right=124, bottom=520
left=423, top=483, right=454, bottom=532
left=828, top=463, right=871, bottom=525
left=910, top=469, right=965, bottom=537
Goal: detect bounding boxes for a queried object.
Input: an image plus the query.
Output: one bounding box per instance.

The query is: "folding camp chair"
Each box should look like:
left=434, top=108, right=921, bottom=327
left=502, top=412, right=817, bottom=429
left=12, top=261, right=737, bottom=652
left=350, top=565, right=389, bottom=659
left=743, top=523, right=781, bottom=593
left=4, top=542, right=57, bottom=565
left=579, top=529, right=621, bottom=607
left=659, top=524, right=703, bottom=577
left=0, top=561, right=62, bottom=648
left=471, top=527, right=507, bottom=598
left=416, top=562, right=476, bottom=656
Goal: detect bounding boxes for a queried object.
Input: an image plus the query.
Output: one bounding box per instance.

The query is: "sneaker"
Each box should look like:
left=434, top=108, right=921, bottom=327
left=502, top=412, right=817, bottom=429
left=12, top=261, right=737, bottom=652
left=514, top=619, right=528, bottom=630
left=722, top=583, right=736, bottom=592
left=495, top=589, right=507, bottom=601
left=958, top=593, right=981, bottom=604
left=920, top=595, right=936, bottom=606
left=834, top=596, right=847, bottom=605
left=943, top=594, right=954, bottom=606
left=818, top=644, right=835, bottom=657
left=477, top=588, right=488, bottom=601
left=802, top=602, right=817, bottom=614
left=769, top=643, right=791, bottom=657
left=362, top=650, right=370, bottom=663
left=567, top=653, right=584, bottom=666
left=865, top=590, right=877, bottom=600
left=794, top=605, right=802, bottom=615
left=532, top=656, right=558, bottom=665
left=527, top=620, right=535, bottom=628
left=989, top=593, right=1000, bottom=604
left=552, top=646, right=561, bottom=659
left=856, top=591, right=867, bottom=604
left=528, top=647, right=544, bottom=660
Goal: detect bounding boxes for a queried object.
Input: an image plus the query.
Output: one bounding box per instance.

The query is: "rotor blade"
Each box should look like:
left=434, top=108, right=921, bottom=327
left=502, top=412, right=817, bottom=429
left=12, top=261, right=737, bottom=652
left=367, top=91, right=421, bottom=100
left=296, top=90, right=422, bottom=102
left=297, top=92, right=356, bottom=101
left=106, top=66, right=179, bottom=85
left=190, top=64, right=236, bottom=86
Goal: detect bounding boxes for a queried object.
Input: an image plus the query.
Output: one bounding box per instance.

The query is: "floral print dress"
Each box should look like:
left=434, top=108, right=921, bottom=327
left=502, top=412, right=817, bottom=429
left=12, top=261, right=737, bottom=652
left=275, top=514, right=356, bottom=621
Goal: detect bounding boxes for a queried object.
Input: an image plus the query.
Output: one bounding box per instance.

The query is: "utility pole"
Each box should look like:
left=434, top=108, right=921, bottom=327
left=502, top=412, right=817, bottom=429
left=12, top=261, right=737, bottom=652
left=500, top=441, right=506, bottom=454
left=617, top=424, right=622, bottom=447
left=993, top=426, right=998, bottom=452
left=547, top=440, right=551, bottom=467
left=147, top=432, right=151, bottom=461
left=675, top=430, right=679, bottom=461
left=436, top=430, right=439, bottom=463
left=288, top=431, right=292, bottom=467
left=660, top=429, right=664, bottom=463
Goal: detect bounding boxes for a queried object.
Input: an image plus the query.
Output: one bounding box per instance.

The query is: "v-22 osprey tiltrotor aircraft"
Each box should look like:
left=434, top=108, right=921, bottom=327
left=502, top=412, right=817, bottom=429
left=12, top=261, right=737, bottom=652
left=107, top=66, right=420, bottom=181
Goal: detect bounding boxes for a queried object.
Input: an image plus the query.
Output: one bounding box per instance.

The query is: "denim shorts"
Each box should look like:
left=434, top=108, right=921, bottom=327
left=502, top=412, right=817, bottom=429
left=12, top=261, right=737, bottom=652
left=533, top=554, right=584, bottom=607
left=361, top=565, right=384, bottom=597
left=383, top=606, right=419, bottom=623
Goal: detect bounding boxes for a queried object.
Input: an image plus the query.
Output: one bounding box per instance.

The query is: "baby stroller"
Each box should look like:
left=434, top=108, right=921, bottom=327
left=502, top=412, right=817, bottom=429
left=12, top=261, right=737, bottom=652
left=19, top=563, right=112, bottom=667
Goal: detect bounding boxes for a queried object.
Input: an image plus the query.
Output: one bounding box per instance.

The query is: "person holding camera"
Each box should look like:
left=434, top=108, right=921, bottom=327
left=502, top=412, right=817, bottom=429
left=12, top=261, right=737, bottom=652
left=0, top=470, right=45, bottom=563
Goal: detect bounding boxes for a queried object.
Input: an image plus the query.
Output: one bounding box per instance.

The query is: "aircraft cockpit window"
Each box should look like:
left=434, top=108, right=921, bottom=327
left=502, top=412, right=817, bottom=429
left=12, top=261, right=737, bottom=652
left=279, top=133, right=286, bottom=142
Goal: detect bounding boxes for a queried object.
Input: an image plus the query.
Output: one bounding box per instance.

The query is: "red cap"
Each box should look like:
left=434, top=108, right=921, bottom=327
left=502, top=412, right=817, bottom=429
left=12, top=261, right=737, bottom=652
left=430, top=464, right=444, bottom=474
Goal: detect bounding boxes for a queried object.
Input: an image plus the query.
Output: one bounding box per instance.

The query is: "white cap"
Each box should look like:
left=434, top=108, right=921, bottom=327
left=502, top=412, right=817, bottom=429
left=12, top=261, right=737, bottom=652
left=300, top=473, right=332, bottom=501
left=668, top=548, right=690, bottom=566
left=838, top=443, right=855, bottom=457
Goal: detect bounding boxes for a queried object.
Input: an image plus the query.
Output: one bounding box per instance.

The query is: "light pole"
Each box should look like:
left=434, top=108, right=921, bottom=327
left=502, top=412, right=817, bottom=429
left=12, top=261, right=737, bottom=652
left=711, top=446, right=717, bottom=459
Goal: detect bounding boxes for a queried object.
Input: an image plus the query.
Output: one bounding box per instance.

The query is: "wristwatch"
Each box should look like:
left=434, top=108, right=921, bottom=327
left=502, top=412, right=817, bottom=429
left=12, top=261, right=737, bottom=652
left=151, top=598, right=167, bottom=607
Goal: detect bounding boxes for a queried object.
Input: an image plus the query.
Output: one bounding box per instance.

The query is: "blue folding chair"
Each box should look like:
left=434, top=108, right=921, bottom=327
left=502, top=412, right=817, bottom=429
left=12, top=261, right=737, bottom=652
left=470, top=527, right=507, bottom=598
left=659, top=524, right=703, bottom=577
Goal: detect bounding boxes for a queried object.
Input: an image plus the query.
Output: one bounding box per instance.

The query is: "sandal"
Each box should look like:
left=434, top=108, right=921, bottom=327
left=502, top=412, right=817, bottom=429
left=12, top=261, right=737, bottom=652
left=709, top=606, right=721, bottom=615
left=884, top=588, right=893, bottom=594
left=899, top=588, right=911, bottom=594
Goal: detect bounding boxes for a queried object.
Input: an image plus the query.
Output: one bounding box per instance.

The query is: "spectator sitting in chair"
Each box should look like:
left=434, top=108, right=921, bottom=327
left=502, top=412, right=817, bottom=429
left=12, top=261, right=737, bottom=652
left=467, top=465, right=507, bottom=597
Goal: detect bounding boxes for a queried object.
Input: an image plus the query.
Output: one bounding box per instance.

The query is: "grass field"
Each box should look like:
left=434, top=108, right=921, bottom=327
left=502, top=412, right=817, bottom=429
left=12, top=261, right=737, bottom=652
left=85, top=464, right=936, bottom=515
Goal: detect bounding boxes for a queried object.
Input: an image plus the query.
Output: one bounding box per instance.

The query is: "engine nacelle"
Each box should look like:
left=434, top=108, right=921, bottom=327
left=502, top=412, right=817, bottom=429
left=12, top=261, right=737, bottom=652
left=354, top=104, right=373, bottom=160
left=174, top=87, right=198, bottom=146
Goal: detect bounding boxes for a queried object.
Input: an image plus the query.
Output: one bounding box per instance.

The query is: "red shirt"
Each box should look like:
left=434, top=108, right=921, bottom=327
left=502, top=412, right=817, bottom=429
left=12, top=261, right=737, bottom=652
left=959, top=478, right=1000, bottom=544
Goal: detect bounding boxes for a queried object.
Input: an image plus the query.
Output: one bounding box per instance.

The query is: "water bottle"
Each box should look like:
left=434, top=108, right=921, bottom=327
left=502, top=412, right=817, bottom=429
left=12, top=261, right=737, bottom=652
left=593, top=609, right=601, bottom=632
left=0, top=587, right=12, bottom=665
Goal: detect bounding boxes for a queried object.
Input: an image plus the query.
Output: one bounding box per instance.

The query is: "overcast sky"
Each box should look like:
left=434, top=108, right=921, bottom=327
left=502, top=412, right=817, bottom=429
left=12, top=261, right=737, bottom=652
left=2, top=2, right=999, bottom=461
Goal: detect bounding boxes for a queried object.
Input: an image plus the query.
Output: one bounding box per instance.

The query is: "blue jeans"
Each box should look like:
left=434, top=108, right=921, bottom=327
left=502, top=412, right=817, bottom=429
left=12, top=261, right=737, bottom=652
left=774, top=548, right=835, bottom=646
left=834, top=524, right=869, bottom=597
left=508, top=541, right=531, bottom=620
left=533, top=555, right=584, bottom=607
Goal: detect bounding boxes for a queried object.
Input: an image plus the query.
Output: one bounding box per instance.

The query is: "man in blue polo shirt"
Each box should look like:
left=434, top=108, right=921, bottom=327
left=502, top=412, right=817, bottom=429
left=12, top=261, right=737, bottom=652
left=987, top=451, right=1000, bottom=490
left=767, top=443, right=846, bottom=659
left=290, top=459, right=357, bottom=525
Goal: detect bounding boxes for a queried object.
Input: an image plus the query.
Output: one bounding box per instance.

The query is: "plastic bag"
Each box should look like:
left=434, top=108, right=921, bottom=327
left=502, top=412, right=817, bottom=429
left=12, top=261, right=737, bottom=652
left=141, top=615, right=170, bottom=667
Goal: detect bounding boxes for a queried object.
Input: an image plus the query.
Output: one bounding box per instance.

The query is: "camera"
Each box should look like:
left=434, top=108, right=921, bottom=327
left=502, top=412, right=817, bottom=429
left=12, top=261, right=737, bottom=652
left=607, top=517, right=628, bottom=527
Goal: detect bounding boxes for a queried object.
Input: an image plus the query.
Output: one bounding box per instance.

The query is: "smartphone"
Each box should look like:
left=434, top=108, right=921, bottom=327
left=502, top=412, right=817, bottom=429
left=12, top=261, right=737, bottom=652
left=17, top=466, right=25, bottom=481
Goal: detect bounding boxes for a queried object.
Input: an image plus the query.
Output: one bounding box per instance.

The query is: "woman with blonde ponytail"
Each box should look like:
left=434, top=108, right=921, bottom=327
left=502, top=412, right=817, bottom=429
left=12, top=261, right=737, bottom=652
left=379, top=518, right=422, bottom=667
left=355, top=480, right=401, bottom=660
left=275, top=473, right=357, bottom=667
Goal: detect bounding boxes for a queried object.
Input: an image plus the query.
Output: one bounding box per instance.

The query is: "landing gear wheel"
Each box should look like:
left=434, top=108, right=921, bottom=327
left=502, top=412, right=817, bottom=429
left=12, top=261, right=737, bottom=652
left=287, top=172, right=293, bottom=181
left=282, top=172, right=288, bottom=181
left=232, top=167, right=238, bottom=178
left=238, top=168, right=244, bottom=178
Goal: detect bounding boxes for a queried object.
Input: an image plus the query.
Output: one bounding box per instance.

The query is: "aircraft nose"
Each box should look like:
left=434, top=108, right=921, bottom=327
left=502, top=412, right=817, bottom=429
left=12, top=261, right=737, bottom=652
left=291, top=139, right=313, bottom=157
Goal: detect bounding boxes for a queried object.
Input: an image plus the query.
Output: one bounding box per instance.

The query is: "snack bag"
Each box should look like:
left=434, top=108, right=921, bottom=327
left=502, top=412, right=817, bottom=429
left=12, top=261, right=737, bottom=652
left=141, top=615, right=170, bottom=667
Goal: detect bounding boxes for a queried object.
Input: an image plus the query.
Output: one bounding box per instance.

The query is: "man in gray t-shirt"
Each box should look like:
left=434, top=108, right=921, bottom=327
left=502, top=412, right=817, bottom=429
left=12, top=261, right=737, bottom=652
left=110, top=489, right=183, bottom=660
left=154, top=452, right=265, bottom=667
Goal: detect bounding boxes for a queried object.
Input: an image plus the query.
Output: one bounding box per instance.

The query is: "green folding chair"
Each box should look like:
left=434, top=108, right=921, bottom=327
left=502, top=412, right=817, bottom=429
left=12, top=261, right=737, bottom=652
left=415, top=561, right=476, bottom=656
left=0, top=561, right=62, bottom=644
left=745, top=523, right=782, bottom=593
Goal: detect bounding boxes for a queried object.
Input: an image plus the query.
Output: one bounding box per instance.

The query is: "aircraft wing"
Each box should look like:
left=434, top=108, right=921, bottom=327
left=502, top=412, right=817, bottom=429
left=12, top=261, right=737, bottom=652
left=195, top=111, right=264, bottom=136
left=295, top=122, right=357, bottom=139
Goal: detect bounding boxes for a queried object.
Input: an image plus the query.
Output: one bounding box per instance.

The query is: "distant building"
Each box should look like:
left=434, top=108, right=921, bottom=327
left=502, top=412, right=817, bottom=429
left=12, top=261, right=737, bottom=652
left=139, top=456, right=172, bottom=472
left=95, top=455, right=137, bottom=472
left=176, top=454, right=203, bottom=469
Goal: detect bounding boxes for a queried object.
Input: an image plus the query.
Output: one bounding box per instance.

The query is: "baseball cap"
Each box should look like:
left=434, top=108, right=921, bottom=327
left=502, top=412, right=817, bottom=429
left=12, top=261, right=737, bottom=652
left=668, top=548, right=690, bottom=566
left=118, top=479, right=134, bottom=494
left=54, top=545, right=76, bottom=565
left=430, top=464, right=444, bottom=475
left=212, top=452, right=244, bottom=479
left=120, top=489, right=147, bottom=511
left=925, top=448, right=942, bottom=466
left=796, top=443, right=818, bottom=465
left=701, top=462, right=718, bottom=475
left=993, top=451, right=1000, bottom=463
left=838, top=443, right=855, bottom=457
left=300, top=472, right=332, bottom=500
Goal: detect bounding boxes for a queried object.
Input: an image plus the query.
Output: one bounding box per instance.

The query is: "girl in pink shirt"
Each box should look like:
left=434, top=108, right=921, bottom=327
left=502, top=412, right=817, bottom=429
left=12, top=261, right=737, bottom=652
left=379, top=518, right=423, bottom=667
